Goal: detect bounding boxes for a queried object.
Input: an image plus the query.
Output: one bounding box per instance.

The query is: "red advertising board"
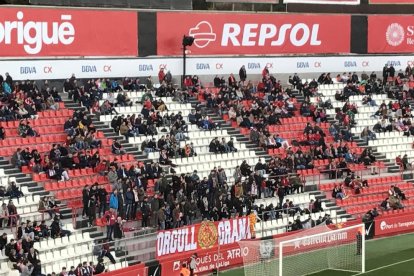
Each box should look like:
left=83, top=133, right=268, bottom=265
left=157, top=12, right=351, bottom=56
left=370, top=0, right=414, bottom=3
left=0, top=7, right=138, bottom=57
left=284, top=0, right=359, bottom=4
left=368, top=16, right=414, bottom=53
left=160, top=243, right=247, bottom=276
left=156, top=217, right=254, bottom=258
left=375, top=213, right=414, bottom=236
left=101, top=263, right=147, bottom=276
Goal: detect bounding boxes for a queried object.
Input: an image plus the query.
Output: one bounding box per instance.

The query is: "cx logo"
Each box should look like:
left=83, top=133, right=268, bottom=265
left=362, top=61, right=369, bottom=67
left=216, top=63, right=223, bottom=69
left=43, top=66, right=52, bottom=73
left=103, top=65, right=112, bottom=72
left=314, top=62, right=321, bottom=68
left=266, top=63, right=273, bottom=69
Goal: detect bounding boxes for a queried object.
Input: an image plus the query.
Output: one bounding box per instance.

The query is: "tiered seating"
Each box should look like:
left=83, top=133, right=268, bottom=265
left=105, top=91, right=263, bottom=185
left=320, top=165, right=414, bottom=218
left=254, top=192, right=346, bottom=238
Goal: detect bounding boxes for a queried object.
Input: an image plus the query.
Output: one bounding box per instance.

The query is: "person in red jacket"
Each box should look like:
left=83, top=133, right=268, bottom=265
left=104, top=208, right=116, bottom=241
left=183, top=76, right=193, bottom=90
left=262, top=66, right=269, bottom=78
left=158, top=68, right=165, bottom=84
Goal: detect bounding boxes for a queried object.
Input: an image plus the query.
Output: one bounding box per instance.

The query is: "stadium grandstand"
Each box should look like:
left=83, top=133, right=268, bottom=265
left=0, top=1, right=414, bottom=276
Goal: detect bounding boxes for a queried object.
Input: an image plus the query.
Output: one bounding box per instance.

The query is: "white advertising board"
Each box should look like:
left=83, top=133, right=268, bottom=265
left=1, top=55, right=413, bottom=80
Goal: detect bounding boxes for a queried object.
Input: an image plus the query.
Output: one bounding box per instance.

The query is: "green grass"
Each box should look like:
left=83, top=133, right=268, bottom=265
left=220, top=233, right=414, bottom=276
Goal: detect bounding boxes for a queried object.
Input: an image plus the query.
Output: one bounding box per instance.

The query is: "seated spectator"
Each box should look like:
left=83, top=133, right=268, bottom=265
left=380, top=197, right=390, bottom=211
left=332, top=184, right=347, bottom=200
left=159, top=149, right=176, bottom=167
left=389, top=195, right=404, bottom=209
left=395, top=185, right=407, bottom=200
left=112, top=140, right=126, bottom=155
left=182, top=143, right=197, bottom=157
left=0, top=126, right=5, bottom=140
left=94, top=258, right=106, bottom=274
left=18, top=120, right=39, bottom=137
left=19, top=260, right=33, bottom=276
left=6, top=181, right=23, bottom=198
left=209, top=138, right=220, bottom=153
left=50, top=216, right=71, bottom=238
left=275, top=134, right=290, bottom=148
left=289, top=174, right=304, bottom=193
left=360, top=127, right=377, bottom=143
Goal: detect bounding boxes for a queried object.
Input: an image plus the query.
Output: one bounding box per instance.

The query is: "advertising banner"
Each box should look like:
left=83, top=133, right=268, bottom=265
left=157, top=12, right=351, bottom=56
left=368, top=16, right=414, bottom=53
left=3, top=55, right=414, bottom=81
left=208, top=0, right=277, bottom=2
left=370, top=0, right=414, bottom=3
left=375, top=213, right=414, bottom=236
left=284, top=0, right=359, bottom=4
left=156, top=217, right=254, bottom=258
left=101, top=263, right=147, bottom=276
left=160, top=243, right=248, bottom=276
left=0, top=7, right=138, bottom=57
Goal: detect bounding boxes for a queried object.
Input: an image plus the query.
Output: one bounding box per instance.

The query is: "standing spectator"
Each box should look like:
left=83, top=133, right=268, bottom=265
left=82, top=185, right=89, bottom=219
left=109, top=189, right=119, bottom=213
left=158, top=206, right=166, bottom=230
left=189, top=253, right=197, bottom=276
left=0, top=233, right=7, bottom=250
left=113, top=217, right=124, bottom=251
left=141, top=197, right=151, bottom=229
left=88, top=192, right=97, bottom=227
left=99, top=241, right=116, bottom=264
left=98, top=186, right=108, bottom=218
left=0, top=203, right=8, bottom=228
left=104, top=208, right=116, bottom=241
left=7, top=200, right=18, bottom=226
left=239, top=65, right=247, bottom=83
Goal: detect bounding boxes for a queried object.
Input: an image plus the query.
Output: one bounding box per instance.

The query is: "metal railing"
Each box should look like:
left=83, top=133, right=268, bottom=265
left=37, top=231, right=156, bottom=269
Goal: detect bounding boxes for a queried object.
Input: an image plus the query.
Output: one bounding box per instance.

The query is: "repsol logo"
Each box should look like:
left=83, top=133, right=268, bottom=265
left=196, top=63, right=210, bottom=70
left=297, top=62, right=309, bottom=68
left=20, top=66, right=36, bottom=74
left=248, top=63, right=260, bottom=69
left=344, top=61, right=357, bottom=68
left=138, top=65, right=153, bottom=71
left=82, top=65, right=97, bottom=72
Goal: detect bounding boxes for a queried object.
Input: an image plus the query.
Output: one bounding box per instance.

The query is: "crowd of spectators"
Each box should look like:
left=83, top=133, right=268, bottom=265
left=0, top=73, right=62, bottom=124
left=1, top=61, right=412, bottom=275
left=0, top=213, right=70, bottom=275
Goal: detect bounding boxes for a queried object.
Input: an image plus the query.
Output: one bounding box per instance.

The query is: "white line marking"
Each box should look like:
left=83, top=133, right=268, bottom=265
left=354, top=257, right=414, bottom=275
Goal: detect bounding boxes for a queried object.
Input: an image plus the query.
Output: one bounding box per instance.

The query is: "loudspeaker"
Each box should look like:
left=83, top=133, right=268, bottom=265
left=182, top=35, right=195, bottom=47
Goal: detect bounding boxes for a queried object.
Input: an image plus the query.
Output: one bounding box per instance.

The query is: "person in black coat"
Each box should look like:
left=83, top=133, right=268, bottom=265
left=239, top=65, right=247, bottom=83
left=0, top=233, right=7, bottom=251
left=98, top=186, right=108, bottom=218
left=95, top=258, right=105, bottom=274
left=82, top=185, right=90, bottom=218
left=113, top=217, right=123, bottom=251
